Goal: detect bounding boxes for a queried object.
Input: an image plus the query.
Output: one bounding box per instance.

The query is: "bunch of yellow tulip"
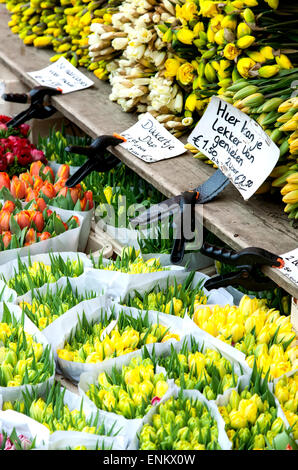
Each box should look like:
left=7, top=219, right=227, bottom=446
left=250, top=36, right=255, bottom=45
left=19, top=280, right=97, bottom=330
left=193, top=295, right=297, bottom=379
left=3, top=254, right=85, bottom=296
left=2, top=381, right=116, bottom=435
left=86, top=357, right=169, bottom=419
left=122, top=272, right=207, bottom=318
left=219, top=382, right=286, bottom=450
left=57, top=310, right=180, bottom=364
left=274, top=372, right=298, bottom=440
left=139, top=393, right=221, bottom=450
left=91, top=246, right=169, bottom=274
left=0, top=305, right=54, bottom=387
left=157, top=337, right=238, bottom=399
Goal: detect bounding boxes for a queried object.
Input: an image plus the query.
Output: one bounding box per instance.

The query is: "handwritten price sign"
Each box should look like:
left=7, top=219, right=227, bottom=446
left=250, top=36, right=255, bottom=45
left=28, top=57, right=94, bottom=94
left=120, top=113, right=186, bottom=163
left=188, top=97, right=280, bottom=200
left=280, top=248, right=298, bottom=286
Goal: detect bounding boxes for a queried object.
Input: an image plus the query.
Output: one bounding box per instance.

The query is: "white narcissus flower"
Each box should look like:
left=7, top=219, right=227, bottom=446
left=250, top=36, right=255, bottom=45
left=112, top=37, right=129, bottom=50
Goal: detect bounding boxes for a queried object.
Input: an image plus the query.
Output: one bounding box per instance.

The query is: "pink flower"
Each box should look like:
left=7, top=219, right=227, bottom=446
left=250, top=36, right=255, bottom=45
left=30, top=149, right=47, bottom=164
left=4, top=437, right=15, bottom=450
left=0, top=123, right=8, bottom=131
left=5, top=152, right=15, bottom=166
left=19, top=124, right=30, bottom=137
left=18, top=434, right=32, bottom=450
left=151, top=396, right=161, bottom=406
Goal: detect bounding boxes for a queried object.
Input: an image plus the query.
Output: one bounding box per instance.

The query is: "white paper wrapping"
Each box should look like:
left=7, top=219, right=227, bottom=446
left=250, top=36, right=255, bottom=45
left=78, top=352, right=176, bottom=446
left=0, top=302, right=55, bottom=403
left=129, top=386, right=232, bottom=450
left=48, top=430, right=128, bottom=450
left=215, top=372, right=291, bottom=448
left=273, top=368, right=298, bottom=443
left=0, top=251, right=93, bottom=298
left=0, top=280, right=17, bottom=303
left=87, top=257, right=185, bottom=302
left=145, top=333, right=249, bottom=398
left=48, top=205, right=93, bottom=253
left=54, top=299, right=188, bottom=384
left=0, top=409, right=50, bottom=449
left=16, top=272, right=110, bottom=338
left=119, top=271, right=234, bottom=311
left=0, top=212, right=83, bottom=265
left=142, top=252, right=213, bottom=272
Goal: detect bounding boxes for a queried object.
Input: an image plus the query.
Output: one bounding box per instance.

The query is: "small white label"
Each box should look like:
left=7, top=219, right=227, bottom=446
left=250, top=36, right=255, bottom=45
left=188, top=96, right=280, bottom=200
left=119, top=112, right=186, bottom=163
left=280, top=248, right=298, bottom=286
left=28, top=57, right=94, bottom=94
left=100, top=319, right=118, bottom=341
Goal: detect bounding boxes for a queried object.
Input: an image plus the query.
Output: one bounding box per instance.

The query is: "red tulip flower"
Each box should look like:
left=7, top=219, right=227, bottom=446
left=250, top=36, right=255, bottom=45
left=54, top=177, right=67, bottom=193
left=85, top=190, right=94, bottom=209
left=57, top=164, right=70, bottom=180
left=33, top=176, right=44, bottom=192
left=25, top=188, right=39, bottom=203
left=19, top=172, right=33, bottom=187
left=16, top=211, right=31, bottom=230
left=2, top=200, right=15, bottom=213
left=36, top=197, right=47, bottom=212
left=30, top=161, right=43, bottom=177
left=0, top=210, right=11, bottom=233
left=32, top=211, right=44, bottom=232
left=42, top=165, right=54, bottom=182
left=2, top=231, right=12, bottom=248
left=39, top=231, right=51, bottom=241
left=41, top=182, right=56, bottom=199
left=10, top=176, right=27, bottom=199
left=24, top=228, right=36, bottom=246
left=0, top=172, right=10, bottom=190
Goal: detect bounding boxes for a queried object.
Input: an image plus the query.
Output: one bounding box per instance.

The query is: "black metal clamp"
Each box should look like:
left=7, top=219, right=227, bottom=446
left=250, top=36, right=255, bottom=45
left=64, top=133, right=126, bottom=187
left=200, top=243, right=284, bottom=291
left=2, top=86, right=62, bottom=128
left=170, top=190, right=199, bottom=264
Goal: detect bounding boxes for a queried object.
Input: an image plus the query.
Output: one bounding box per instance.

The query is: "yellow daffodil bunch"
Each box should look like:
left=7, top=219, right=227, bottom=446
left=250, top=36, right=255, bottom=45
left=3, top=254, right=84, bottom=296
left=193, top=295, right=297, bottom=379
left=122, top=272, right=207, bottom=318
left=86, top=357, right=169, bottom=419
left=274, top=372, right=298, bottom=440
left=219, top=367, right=287, bottom=450
left=57, top=310, right=180, bottom=364
left=139, top=393, right=221, bottom=450
left=158, top=336, right=238, bottom=399
left=0, top=305, right=54, bottom=387
left=2, top=382, right=116, bottom=435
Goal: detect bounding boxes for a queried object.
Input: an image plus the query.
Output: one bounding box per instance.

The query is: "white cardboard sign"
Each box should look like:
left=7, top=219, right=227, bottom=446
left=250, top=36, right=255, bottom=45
left=119, top=112, right=186, bottom=163
left=28, top=57, right=94, bottom=94
left=188, top=96, right=280, bottom=200
left=280, top=248, right=298, bottom=286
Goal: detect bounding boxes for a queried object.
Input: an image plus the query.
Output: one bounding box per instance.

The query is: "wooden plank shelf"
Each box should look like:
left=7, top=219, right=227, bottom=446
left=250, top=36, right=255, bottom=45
left=0, top=6, right=297, bottom=298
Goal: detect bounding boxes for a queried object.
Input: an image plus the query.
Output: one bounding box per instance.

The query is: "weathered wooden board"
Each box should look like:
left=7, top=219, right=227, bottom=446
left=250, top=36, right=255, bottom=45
left=0, top=6, right=297, bottom=297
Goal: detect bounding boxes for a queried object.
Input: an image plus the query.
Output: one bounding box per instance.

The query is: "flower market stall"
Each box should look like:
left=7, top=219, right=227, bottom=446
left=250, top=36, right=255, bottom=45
left=0, top=0, right=296, bottom=454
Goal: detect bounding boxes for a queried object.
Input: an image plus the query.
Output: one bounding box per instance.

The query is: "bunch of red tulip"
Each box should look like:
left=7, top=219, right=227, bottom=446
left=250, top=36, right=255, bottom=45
left=0, top=161, right=93, bottom=212
left=0, top=198, right=80, bottom=251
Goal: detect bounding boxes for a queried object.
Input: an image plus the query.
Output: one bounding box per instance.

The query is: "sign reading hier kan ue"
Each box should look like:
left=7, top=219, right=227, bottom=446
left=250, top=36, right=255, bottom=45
left=188, top=96, right=280, bottom=200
